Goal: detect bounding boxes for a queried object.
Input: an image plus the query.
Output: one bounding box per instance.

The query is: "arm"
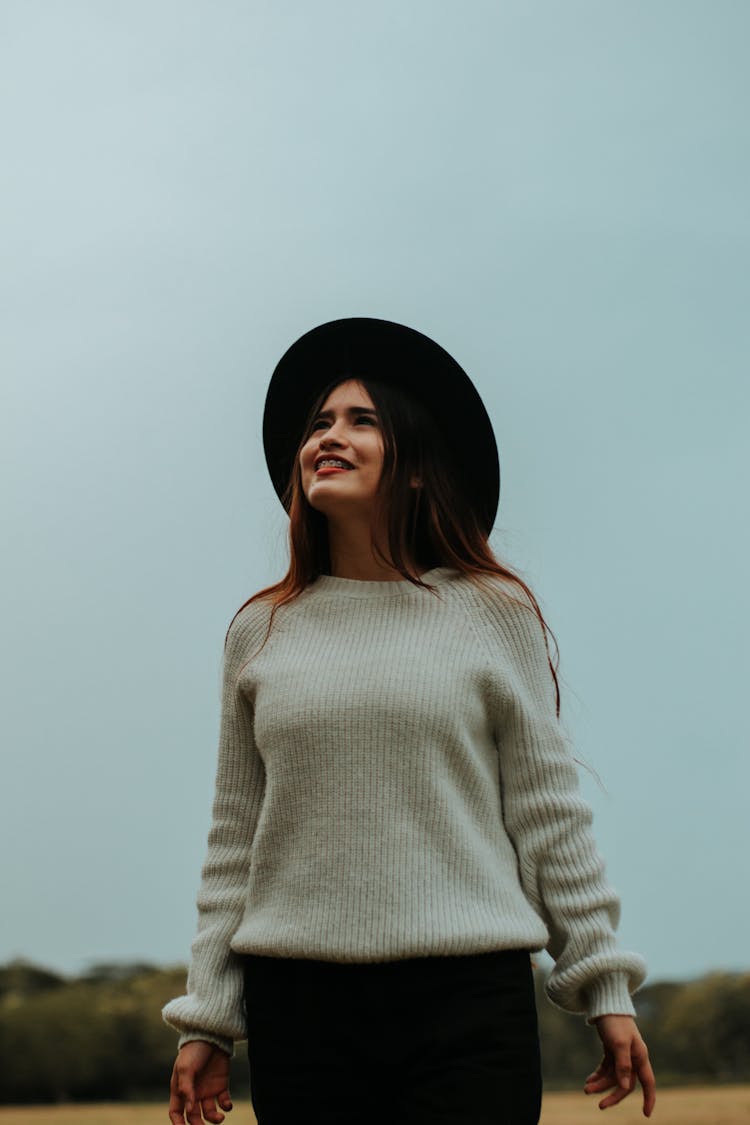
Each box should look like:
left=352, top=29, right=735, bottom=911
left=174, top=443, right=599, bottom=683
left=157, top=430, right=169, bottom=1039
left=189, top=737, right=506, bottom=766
left=486, top=590, right=655, bottom=1113
left=162, top=607, right=267, bottom=1058
left=483, top=587, right=647, bottom=1021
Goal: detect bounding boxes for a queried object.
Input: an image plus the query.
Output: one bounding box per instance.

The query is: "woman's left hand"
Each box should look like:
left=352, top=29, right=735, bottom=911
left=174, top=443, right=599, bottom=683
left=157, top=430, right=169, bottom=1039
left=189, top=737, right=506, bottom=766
left=585, top=1014, right=656, bottom=1116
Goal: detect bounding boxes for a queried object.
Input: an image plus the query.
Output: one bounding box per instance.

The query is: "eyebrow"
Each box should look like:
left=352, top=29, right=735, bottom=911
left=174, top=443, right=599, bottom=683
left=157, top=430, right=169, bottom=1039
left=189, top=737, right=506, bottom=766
left=313, top=405, right=378, bottom=418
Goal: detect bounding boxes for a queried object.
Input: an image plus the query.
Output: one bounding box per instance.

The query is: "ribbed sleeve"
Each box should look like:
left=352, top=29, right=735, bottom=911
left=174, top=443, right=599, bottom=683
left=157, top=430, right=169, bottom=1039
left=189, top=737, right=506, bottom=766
left=472, top=580, right=647, bottom=1021
left=161, top=606, right=267, bottom=1057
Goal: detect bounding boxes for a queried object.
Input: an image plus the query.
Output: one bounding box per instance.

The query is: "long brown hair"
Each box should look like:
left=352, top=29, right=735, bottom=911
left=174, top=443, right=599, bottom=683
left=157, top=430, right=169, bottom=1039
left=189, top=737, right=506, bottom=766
left=229, top=376, right=562, bottom=717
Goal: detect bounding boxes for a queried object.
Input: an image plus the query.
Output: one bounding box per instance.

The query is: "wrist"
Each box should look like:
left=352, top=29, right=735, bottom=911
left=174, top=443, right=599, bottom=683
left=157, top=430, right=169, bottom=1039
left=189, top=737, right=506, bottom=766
left=584, top=972, right=637, bottom=1024
left=178, top=1032, right=234, bottom=1057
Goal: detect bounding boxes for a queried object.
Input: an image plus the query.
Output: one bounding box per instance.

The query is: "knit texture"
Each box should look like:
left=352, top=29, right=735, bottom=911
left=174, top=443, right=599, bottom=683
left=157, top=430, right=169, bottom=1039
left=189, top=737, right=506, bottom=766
left=162, top=566, right=647, bottom=1056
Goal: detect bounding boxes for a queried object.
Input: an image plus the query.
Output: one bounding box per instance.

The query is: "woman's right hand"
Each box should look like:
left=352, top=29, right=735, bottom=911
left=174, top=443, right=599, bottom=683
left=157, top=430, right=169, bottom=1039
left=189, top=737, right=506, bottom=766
left=168, top=1040, right=233, bottom=1125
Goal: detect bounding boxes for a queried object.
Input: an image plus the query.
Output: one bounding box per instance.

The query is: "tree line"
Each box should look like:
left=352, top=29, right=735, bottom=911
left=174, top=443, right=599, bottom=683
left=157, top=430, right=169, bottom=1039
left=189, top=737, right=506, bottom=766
left=0, top=958, right=748, bottom=1103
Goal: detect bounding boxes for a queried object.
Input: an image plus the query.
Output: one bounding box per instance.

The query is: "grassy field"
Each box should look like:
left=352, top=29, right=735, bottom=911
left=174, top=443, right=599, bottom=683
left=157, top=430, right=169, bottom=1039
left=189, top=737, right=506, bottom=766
left=1, top=1087, right=749, bottom=1125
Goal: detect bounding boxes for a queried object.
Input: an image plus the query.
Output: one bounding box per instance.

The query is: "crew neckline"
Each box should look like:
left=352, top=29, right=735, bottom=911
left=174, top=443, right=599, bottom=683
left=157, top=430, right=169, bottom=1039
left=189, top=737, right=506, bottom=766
left=308, top=566, right=459, bottom=598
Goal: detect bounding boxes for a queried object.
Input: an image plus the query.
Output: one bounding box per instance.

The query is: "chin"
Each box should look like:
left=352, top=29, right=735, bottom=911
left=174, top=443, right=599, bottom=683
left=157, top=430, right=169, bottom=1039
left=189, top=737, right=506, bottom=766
left=308, top=492, right=375, bottom=517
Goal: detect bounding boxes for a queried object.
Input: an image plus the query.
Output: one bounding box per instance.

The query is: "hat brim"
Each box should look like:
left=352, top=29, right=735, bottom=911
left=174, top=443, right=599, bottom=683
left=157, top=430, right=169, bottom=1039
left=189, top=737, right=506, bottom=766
left=262, top=317, right=499, bottom=535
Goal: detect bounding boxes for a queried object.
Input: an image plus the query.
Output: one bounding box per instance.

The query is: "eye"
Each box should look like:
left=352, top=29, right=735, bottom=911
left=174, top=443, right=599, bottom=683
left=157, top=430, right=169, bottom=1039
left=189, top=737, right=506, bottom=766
left=309, top=415, right=376, bottom=431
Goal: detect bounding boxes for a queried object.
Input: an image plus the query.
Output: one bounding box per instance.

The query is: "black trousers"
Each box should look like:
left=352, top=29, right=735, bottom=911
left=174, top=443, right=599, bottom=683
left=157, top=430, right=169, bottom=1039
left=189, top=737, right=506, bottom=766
left=241, top=948, right=542, bottom=1125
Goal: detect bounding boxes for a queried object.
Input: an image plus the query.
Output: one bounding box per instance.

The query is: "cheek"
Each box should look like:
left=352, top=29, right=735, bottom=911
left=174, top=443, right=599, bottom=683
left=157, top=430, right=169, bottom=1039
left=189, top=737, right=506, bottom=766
left=300, top=441, right=315, bottom=466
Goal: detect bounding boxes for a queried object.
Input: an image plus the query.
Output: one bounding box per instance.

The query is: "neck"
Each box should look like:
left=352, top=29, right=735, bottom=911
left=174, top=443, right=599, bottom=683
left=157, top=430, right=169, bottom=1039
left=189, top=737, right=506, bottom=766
left=326, top=520, right=422, bottom=581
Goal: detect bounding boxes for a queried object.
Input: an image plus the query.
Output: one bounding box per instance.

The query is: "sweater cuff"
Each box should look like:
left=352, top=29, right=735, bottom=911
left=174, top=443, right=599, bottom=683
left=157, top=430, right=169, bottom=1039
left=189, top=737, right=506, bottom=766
left=177, top=1030, right=236, bottom=1058
left=583, top=972, right=637, bottom=1024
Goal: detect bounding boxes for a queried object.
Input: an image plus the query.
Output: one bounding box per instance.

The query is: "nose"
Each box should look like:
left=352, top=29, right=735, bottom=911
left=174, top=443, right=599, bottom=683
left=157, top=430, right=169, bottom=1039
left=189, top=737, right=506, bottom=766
left=318, top=420, right=347, bottom=449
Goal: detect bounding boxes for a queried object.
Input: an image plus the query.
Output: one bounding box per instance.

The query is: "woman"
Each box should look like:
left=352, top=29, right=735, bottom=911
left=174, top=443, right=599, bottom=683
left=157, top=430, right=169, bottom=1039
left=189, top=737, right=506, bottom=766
left=164, top=318, right=656, bottom=1125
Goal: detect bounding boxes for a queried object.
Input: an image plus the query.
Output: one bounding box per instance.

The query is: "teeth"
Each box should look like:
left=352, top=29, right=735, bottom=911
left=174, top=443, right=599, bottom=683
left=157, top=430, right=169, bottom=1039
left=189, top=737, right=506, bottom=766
left=317, top=459, right=351, bottom=469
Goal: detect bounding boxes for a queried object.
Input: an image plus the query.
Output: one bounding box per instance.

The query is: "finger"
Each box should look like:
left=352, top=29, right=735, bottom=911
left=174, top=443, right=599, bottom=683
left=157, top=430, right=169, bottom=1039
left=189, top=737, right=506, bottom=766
left=584, top=1074, right=616, bottom=1093
left=175, top=1070, right=197, bottom=1113
left=168, top=1080, right=188, bottom=1125
left=635, top=1047, right=657, bottom=1116
left=172, top=1061, right=202, bottom=1125
left=598, top=1072, right=636, bottom=1110
left=613, top=1041, right=634, bottom=1093
left=168, top=1097, right=186, bottom=1125
left=217, top=1091, right=234, bottom=1112
left=185, top=1097, right=205, bottom=1125
left=201, top=1096, right=226, bottom=1124
left=584, top=1058, right=614, bottom=1090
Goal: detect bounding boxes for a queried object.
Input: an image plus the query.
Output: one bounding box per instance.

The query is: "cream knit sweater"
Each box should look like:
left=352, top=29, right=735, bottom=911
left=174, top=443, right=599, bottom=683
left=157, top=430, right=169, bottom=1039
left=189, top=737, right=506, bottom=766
left=162, top=566, right=647, bottom=1057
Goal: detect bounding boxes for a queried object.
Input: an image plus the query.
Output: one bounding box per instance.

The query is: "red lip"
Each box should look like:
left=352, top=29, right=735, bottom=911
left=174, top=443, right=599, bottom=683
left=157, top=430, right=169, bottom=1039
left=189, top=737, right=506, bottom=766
left=316, top=466, right=353, bottom=474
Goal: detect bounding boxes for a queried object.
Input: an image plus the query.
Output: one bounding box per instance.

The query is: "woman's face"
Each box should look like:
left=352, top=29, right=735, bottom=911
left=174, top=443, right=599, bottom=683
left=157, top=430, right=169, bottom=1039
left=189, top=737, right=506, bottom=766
left=299, top=379, right=385, bottom=521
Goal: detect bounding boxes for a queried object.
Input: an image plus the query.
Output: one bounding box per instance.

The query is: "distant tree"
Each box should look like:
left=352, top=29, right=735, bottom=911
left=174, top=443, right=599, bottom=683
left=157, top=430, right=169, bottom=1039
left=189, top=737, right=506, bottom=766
left=0, top=965, right=186, bottom=1102
left=628, top=979, right=684, bottom=1083
left=660, top=972, right=750, bottom=1081
left=0, top=957, right=66, bottom=998
left=81, top=961, right=160, bottom=984
left=0, top=981, right=118, bottom=1102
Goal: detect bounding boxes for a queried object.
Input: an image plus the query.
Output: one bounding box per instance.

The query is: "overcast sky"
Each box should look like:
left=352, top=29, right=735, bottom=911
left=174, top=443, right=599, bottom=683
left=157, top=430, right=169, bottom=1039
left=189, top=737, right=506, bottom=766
left=2, top=1, right=748, bottom=988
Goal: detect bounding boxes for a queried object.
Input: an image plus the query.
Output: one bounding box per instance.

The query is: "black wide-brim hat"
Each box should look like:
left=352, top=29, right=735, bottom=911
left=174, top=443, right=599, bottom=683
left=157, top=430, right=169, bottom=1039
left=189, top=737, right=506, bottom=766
left=262, top=317, right=500, bottom=536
